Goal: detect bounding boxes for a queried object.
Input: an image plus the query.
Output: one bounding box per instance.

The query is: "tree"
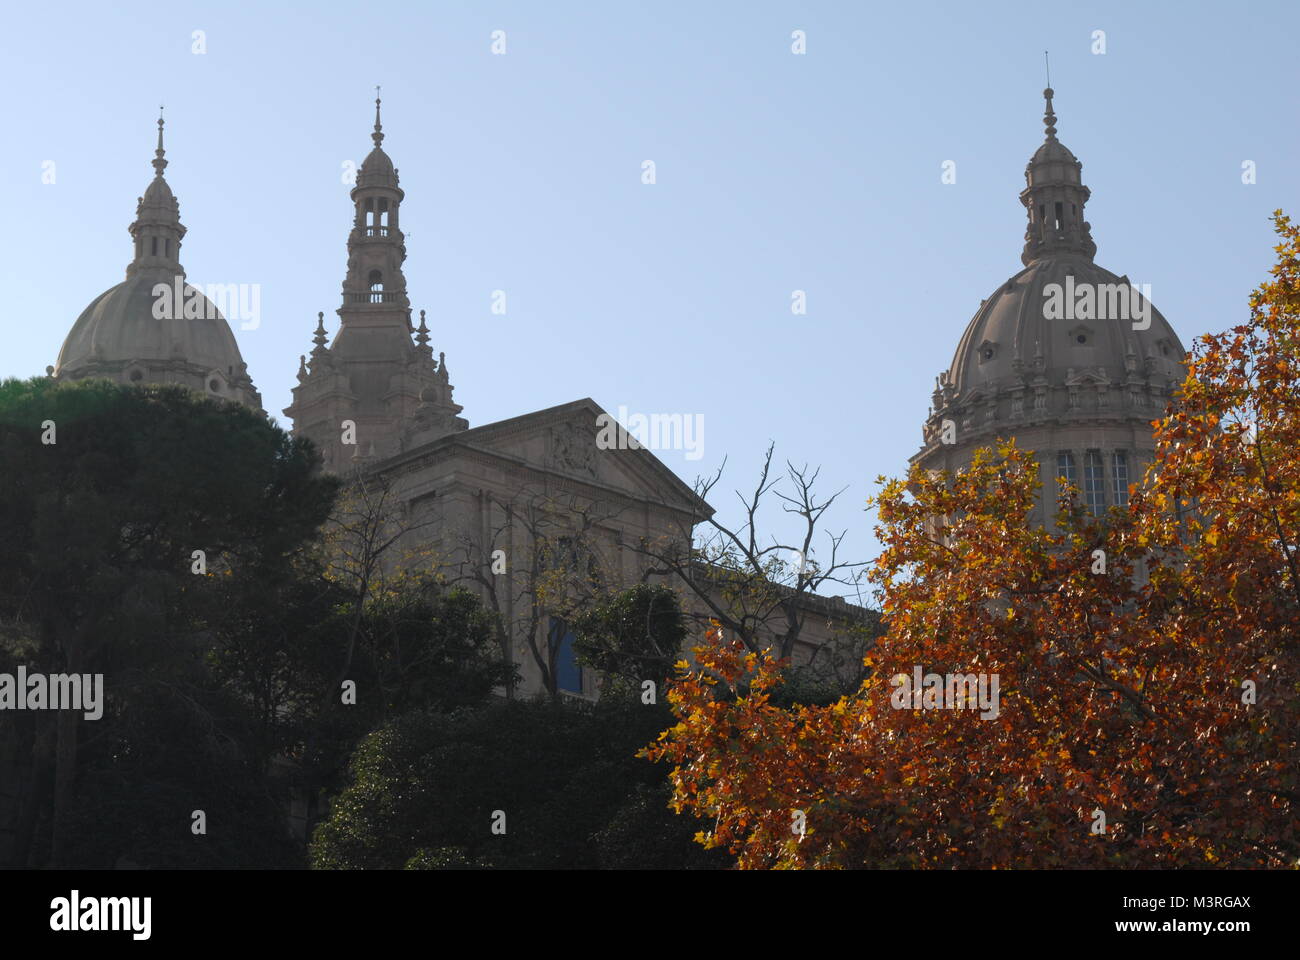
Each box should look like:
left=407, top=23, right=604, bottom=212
left=0, top=379, right=338, bottom=865
left=319, top=470, right=441, bottom=700
left=443, top=485, right=631, bottom=699
left=309, top=697, right=724, bottom=870
left=570, top=583, right=688, bottom=697
left=207, top=570, right=516, bottom=827
left=645, top=212, right=1300, bottom=869
left=639, top=443, right=870, bottom=666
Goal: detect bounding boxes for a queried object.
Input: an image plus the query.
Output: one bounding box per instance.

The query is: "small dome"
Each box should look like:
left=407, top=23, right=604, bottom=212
left=141, top=176, right=175, bottom=203
left=356, top=145, right=400, bottom=190
left=355, top=96, right=400, bottom=189
left=1031, top=137, right=1077, bottom=164
left=362, top=146, right=393, bottom=175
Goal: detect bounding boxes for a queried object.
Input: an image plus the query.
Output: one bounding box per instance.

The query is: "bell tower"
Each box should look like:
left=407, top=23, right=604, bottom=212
left=285, top=94, right=467, bottom=472
left=333, top=92, right=413, bottom=360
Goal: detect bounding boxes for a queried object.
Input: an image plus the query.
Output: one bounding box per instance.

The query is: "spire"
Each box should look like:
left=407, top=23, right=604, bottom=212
left=153, top=106, right=168, bottom=177
left=1019, top=85, right=1096, bottom=265
left=312, top=311, right=328, bottom=351
left=372, top=86, right=384, bottom=148
left=415, top=309, right=430, bottom=347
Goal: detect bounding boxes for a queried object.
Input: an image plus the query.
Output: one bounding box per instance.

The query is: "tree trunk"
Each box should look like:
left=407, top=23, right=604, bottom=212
left=49, top=708, right=78, bottom=864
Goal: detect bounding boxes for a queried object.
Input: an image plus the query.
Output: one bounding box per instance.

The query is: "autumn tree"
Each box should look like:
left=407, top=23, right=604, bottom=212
left=646, top=212, right=1300, bottom=869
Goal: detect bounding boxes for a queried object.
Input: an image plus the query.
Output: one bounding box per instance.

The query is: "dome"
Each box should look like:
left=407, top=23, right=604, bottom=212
left=919, top=252, right=1188, bottom=467
left=52, top=112, right=262, bottom=412
left=940, top=254, right=1185, bottom=423
left=354, top=96, right=401, bottom=191
left=914, top=89, right=1188, bottom=524
left=1030, top=138, right=1078, bottom=165
left=57, top=270, right=249, bottom=379
left=362, top=145, right=394, bottom=176
left=141, top=175, right=176, bottom=204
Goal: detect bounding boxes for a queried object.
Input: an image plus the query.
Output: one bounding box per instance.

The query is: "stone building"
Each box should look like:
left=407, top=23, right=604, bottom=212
left=41, top=99, right=859, bottom=707
left=283, top=99, right=861, bottom=698
left=912, top=88, right=1187, bottom=521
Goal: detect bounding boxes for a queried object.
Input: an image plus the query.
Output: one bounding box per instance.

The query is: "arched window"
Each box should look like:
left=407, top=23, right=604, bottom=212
left=368, top=270, right=383, bottom=303
left=1083, top=450, right=1105, bottom=514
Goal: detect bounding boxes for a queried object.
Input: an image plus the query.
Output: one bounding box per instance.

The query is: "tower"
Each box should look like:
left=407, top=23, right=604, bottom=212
left=912, top=88, right=1187, bottom=523
left=285, top=95, right=466, bottom=471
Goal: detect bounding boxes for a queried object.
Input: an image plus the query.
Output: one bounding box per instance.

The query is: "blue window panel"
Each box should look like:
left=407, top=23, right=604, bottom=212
left=549, top=618, right=582, bottom=693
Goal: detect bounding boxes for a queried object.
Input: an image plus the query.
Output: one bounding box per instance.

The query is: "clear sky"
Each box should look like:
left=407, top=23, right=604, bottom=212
left=2, top=1, right=1296, bottom=600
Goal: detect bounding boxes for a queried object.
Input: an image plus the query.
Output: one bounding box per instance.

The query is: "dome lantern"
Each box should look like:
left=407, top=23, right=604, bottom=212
left=126, top=108, right=187, bottom=279
left=1019, top=88, right=1096, bottom=266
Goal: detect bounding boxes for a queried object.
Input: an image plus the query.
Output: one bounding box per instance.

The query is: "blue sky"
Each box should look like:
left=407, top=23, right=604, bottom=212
left=2, top=0, right=1296, bottom=599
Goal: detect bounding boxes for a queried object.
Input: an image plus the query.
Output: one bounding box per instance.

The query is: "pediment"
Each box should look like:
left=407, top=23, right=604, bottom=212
left=412, top=398, right=710, bottom=518
left=1064, top=366, right=1110, bottom=386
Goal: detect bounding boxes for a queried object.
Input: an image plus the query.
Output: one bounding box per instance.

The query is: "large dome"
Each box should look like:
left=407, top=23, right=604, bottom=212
left=914, top=89, right=1188, bottom=523
left=936, top=253, right=1185, bottom=430
left=52, top=114, right=261, bottom=411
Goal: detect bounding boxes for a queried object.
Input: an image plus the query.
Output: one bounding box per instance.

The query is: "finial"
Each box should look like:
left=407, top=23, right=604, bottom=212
left=312, top=311, right=328, bottom=350
left=415, top=309, right=430, bottom=346
left=1043, top=85, right=1057, bottom=141
left=372, top=86, right=384, bottom=148
left=153, top=105, right=168, bottom=177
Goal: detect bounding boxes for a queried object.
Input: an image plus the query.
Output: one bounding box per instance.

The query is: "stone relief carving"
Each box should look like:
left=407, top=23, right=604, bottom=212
left=551, top=421, right=597, bottom=477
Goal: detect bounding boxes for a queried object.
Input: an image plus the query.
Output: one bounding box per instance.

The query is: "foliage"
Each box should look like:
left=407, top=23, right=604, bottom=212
left=0, top=378, right=338, bottom=866
left=570, top=583, right=689, bottom=693
left=646, top=212, right=1300, bottom=869
left=310, top=697, right=725, bottom=869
